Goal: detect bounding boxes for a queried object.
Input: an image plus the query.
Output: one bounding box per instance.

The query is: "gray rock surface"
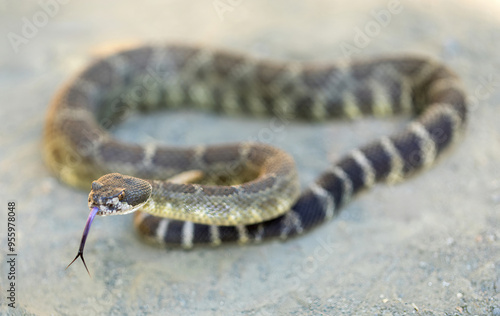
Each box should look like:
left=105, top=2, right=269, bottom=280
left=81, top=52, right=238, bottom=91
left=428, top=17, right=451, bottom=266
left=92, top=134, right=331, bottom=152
left=0, top=0, right=499, bottom=314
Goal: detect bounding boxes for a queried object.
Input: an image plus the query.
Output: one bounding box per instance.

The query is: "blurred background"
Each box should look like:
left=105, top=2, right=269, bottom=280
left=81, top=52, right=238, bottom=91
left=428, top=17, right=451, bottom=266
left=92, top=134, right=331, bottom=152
left=0, top=0, right=499, bottom=314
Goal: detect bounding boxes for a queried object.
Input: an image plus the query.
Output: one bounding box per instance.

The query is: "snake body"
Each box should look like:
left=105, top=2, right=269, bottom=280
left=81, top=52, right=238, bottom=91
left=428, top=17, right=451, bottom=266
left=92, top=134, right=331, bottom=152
left=43, top=44, right=467, bottom=248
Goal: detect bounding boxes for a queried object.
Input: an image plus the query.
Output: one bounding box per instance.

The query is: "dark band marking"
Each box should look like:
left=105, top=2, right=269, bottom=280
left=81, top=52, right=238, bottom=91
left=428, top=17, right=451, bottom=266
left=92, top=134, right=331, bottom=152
left=315, top=171, right=345, bottom=208
left=420, top=109, right=455, bottom=154
left=161, top=182, right=198, bottom=194
left=62, top=118, right=102, bottom=156
left=99, top=140, right=145, bottom=165
left=390, top=129, right=425, bottom=174
left=134, top=212, right=157, bottom=237
left=255, top=62, right=287, bottom=85
left=218, top=226, right=240, bottom=243
left=360, top=141, right=393, bottom=182
left=337, top=157, right=367, bottom=194
left=164, top=45, right=199, bottom=69
left=202, top=145, right=242, bottom=165
left=151, top=147, right=196, bottom=169
left=246, top=146, right=269, bottom=166
left=118, top=46, right=155, bottom=73
left=292, top=189, right=328, bottom=226
left=163, top=220, right=184, bottom=244
left=353, top=85, right=374, bottom=114
left=242, top=176, right=276, bottom=194
left=80, top=59, right=119, bottom=90
left=324, top=96, right=347, bottom=117
left=63, top=86, right=96, bottom=111
left=201, top=185, right=238, bottom=196
left=212, top=52, right=246, bottom=78
left=387, top=79, right=403, bottom=112
left=351, top=62, right=375, bottom=81
left=294, top=95, right=316, bottom=120
left=301, top=66, right=340, bottom=90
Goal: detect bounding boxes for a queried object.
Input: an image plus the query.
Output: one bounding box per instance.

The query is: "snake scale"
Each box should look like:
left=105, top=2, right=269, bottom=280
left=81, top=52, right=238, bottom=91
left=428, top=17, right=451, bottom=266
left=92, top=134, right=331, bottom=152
left=43, top=44, right=467, bottom=254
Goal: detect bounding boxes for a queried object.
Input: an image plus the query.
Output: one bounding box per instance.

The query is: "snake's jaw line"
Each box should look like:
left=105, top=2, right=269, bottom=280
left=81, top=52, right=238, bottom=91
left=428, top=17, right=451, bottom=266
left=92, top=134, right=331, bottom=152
left=95, top=201, right=147, bottom=216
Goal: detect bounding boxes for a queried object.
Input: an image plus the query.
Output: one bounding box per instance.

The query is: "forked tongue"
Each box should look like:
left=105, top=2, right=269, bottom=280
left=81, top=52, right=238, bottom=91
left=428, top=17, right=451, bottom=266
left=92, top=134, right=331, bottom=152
left=66, top=206, right=99, bottom=277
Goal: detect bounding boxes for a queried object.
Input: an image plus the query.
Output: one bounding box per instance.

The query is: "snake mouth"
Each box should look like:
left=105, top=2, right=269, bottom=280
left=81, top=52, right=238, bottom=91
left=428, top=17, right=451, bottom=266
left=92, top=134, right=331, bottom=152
left=90, top=201, right=146, bottom=216
left=88, top=193, right=133, bottom=216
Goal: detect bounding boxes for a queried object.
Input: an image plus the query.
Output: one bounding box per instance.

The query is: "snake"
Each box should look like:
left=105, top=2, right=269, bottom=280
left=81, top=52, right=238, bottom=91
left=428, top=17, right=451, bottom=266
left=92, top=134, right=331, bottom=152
left=42, top=44, right=467, bottom=273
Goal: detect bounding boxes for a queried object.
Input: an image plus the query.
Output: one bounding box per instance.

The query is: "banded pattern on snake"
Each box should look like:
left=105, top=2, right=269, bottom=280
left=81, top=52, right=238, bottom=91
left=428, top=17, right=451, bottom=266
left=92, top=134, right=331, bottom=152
left=43, top=44, right=467, bottom=252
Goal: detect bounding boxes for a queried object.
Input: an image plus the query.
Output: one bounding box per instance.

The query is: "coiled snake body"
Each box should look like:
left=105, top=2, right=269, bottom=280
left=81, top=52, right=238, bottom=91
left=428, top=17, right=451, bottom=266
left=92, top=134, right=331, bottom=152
left=43, top=44, right=467, bottom=252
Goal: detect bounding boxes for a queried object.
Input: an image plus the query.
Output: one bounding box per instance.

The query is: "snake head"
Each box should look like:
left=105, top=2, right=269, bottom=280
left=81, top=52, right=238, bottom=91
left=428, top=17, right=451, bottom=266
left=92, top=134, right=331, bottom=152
left=88, top=173, right=152, bottom=216
left=67, top=173, right=152, bottom=276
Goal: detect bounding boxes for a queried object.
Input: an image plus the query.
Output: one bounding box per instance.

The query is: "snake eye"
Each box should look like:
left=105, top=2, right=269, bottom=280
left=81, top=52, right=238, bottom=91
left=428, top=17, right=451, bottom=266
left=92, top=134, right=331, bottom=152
left=118, top=191, right=125, bottom=201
